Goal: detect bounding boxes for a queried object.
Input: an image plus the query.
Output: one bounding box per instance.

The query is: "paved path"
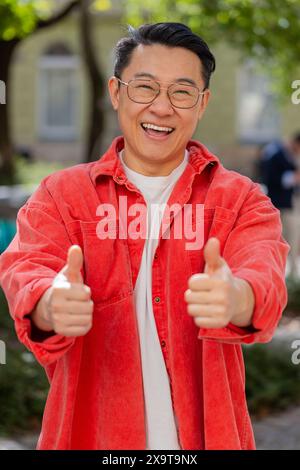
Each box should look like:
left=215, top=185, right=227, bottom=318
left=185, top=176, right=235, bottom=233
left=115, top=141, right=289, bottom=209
left=252, top=406, right=300, bottom=449
left=0, top=434, right=38, bottom=450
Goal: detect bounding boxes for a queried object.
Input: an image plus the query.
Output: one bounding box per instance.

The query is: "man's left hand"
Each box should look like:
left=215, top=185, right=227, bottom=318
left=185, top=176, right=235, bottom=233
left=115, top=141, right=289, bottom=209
left=184, top=237, right=254, bottom=329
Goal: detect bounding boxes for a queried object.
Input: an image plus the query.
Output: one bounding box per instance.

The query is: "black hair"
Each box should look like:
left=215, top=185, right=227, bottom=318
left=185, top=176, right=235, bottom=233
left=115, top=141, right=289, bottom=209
left=113, top=22, right=216, bottom=89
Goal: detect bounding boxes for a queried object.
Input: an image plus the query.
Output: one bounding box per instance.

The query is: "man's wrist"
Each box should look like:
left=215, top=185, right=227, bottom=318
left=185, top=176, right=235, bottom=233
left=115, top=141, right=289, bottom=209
left=31, top=287, right=54, bottom=332
left=230, top=277, right=255, bottom=328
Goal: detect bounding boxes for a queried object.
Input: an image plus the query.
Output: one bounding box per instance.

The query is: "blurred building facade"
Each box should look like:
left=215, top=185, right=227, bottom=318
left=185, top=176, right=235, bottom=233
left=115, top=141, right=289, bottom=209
left=9, top=2, right=300, bottom=178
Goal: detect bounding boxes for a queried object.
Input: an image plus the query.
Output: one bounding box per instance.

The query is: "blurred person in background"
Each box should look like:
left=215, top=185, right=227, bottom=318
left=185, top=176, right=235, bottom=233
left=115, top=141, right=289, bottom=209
left=260, top=133, right=300, bottom=277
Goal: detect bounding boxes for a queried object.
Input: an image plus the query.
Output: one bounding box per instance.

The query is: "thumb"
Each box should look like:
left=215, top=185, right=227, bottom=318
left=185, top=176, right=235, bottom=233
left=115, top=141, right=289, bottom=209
left=204, top=237, right=224, bottom=275
left=64, top=245, right=84, bottom=284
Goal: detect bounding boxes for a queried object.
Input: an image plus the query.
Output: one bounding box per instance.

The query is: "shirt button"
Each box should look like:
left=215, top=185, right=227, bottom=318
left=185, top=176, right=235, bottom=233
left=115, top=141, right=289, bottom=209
left=161, top=340, right=166, bottom=348
left=154, top=253, right=158, bottom=260
left=154, top=296, right=160, bottom=303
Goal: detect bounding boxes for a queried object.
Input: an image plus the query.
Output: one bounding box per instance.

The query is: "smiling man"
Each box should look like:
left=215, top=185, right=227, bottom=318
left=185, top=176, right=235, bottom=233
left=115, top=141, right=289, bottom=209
left=108, top=40, right=210, bottom=176
left=0, top=23, right=289, bottom=450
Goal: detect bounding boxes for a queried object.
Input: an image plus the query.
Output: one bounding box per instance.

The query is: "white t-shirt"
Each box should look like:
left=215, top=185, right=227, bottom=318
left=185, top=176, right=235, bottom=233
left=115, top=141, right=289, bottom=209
left=118, top=149, right=189, bottom=450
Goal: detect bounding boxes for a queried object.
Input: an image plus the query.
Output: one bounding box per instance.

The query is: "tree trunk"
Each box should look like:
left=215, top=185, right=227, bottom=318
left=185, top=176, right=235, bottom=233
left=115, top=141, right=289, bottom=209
left=79, top=0, right=106, bottom=162
left=0, top=39, right=19, bottom=184
left=0, top=2, right=80, bottom=185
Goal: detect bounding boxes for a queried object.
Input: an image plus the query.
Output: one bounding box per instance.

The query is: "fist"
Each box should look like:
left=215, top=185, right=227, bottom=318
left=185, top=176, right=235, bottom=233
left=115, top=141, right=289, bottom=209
left=44, top=245, right=94, bottom=337
left=184, top=237, right=237, bottom=329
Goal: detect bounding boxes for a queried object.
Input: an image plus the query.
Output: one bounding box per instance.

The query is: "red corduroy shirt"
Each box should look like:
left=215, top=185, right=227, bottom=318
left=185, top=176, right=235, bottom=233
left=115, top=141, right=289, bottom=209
left=0, top=136, right=289, bottom=450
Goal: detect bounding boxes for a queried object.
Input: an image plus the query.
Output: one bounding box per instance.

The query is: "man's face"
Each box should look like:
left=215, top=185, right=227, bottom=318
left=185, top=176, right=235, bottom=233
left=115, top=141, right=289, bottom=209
left=108, top=43, right=210, bottom=173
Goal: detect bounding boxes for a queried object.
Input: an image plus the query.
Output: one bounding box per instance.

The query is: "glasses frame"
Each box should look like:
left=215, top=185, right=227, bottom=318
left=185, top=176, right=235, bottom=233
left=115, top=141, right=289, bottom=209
left=115, top=76, right=206, bottom=109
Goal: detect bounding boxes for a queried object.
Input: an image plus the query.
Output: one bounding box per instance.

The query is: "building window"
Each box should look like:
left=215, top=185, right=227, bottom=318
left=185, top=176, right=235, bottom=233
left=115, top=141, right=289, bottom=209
left=237, top=60, right=281, bottom=144
left=38, top=44, right=79, bottom=141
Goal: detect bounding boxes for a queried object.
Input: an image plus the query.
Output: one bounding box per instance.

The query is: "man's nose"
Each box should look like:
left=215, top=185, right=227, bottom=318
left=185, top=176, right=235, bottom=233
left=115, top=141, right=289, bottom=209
left=148, top=89, right=174, bottom=115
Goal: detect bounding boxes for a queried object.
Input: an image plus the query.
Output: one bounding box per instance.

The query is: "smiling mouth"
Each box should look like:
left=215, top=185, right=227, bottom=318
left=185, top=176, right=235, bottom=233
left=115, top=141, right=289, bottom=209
left=140, top=123, right=175, bottom=137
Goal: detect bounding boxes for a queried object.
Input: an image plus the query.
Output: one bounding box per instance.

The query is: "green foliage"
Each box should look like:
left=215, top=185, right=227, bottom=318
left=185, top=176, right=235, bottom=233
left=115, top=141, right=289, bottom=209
left=0, top=155, right=65, bottom=186
left=0, top=288, right=49, bottom=436
left=0, top=0, right=71, bottom=41
left=91, top=0, right=111, bottom=12
left=0, top=0, right=37, bottom=40
left=123, top=0, right=300, bottom=97
left=244, top=342, right=300, bottom=416
left=14, top=154, right=65, bottom=186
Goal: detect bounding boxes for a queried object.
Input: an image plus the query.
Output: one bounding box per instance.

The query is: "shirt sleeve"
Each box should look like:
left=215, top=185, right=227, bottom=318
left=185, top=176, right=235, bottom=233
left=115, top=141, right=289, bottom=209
left=197, top=182, right=290, bottom=344
left=0, top=178, right=77, bottom=367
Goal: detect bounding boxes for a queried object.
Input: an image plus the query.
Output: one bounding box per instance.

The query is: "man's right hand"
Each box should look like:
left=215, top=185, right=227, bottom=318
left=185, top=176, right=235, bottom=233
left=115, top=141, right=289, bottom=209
left=31, top=245, right=94, bottom=337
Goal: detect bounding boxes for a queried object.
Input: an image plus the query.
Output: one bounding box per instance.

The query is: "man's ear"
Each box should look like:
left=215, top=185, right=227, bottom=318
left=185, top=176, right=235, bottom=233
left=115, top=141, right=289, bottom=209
left=197, top=88, right=211, bottom=121
left=108, top=76, right=120, bottom=111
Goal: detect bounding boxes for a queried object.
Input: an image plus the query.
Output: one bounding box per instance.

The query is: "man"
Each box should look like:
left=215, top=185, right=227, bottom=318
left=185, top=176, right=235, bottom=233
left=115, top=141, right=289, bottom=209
left=0, top=23, right=289, bottom=450
left=260, top=134, right=300, bottom=277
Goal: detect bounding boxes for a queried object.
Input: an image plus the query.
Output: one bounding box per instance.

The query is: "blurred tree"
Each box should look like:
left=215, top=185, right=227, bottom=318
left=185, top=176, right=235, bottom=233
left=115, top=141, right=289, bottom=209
left=123, top=0, right=300, bottom=96
left=0, top=0, right=79, bottom=184
left=79, top=0, right=106, bottom=163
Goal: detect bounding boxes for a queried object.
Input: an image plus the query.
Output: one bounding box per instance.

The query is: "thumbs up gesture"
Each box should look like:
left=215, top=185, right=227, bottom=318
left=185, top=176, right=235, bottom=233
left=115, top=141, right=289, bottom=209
left=42, top=245, right=94, bottom=337
left=184, top=237, right=251, bottom=329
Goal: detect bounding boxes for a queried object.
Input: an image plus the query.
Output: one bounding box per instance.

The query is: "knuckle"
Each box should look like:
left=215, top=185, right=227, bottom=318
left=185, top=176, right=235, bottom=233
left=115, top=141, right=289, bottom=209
left=188, top=278, right=196, bottom=290
left=187, top=304, right=197, bottom=315
left=85, top=302, right=93, bottom=315
left=83, top=322, right=92, bottom=334
left=50, top=300, right=61, bottom=312
left=184, top=290, right=191, bottom=302
left=83, top=285, right=91, bottom=297
left=219, top=305, right=226, bottom=315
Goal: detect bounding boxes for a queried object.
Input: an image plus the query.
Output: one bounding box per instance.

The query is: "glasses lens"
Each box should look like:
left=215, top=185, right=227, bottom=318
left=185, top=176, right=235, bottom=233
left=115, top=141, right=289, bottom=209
left=127, top=79, right=200, bottom=108
left=128, top=79, right=158, bottom=103
left=169, top=84, right=198, bottom=108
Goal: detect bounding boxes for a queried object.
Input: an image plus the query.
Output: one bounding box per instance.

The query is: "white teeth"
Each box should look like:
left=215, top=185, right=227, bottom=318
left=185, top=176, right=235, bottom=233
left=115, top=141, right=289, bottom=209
left=142, top=123, right=174, bottom=133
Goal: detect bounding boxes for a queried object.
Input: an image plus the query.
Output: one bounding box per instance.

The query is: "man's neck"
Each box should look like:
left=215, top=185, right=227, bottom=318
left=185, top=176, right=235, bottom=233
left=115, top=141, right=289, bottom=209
left=121, top=149, right=187, bottom=176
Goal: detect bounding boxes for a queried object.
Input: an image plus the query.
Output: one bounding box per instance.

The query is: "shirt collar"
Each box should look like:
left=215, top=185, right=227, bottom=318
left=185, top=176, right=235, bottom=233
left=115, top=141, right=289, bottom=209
left=90, top=135, right=220, bottom=186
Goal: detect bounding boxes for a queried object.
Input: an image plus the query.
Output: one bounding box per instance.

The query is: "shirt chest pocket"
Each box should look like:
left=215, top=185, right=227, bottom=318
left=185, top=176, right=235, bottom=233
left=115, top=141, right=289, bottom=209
left=69, top=220, right=133, bottom=306
left=188, top=206, right=238, bottom=274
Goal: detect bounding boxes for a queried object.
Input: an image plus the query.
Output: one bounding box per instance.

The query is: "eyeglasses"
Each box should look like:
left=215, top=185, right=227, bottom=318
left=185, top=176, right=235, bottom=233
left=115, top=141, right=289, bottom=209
left=115, top=77, right=206, bottom=109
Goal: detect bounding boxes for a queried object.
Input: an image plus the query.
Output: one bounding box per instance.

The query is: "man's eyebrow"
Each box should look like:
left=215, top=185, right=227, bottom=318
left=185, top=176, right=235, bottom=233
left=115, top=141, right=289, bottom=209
left=133, top=72, right=197, bottom=86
